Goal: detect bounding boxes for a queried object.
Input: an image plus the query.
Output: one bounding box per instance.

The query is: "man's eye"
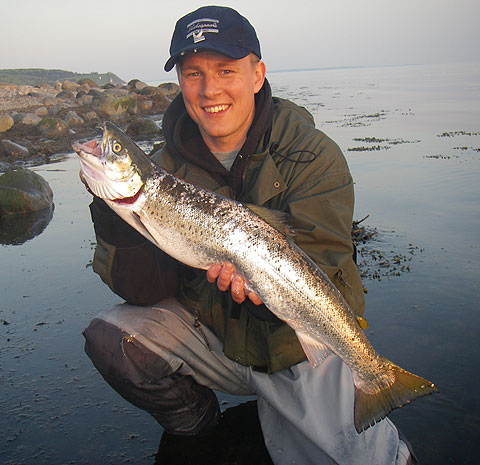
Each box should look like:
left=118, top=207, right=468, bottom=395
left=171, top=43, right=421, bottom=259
left=220, top=69, right=232, bottom=75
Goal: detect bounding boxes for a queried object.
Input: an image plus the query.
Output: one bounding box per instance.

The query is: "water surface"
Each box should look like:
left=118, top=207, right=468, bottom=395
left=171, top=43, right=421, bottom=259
left=1, top=62, right=479, bottom=465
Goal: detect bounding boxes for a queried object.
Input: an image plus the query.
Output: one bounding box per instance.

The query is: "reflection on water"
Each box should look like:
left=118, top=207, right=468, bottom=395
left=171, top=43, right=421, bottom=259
left=0, top=205, right=54, bottom=245
left=1, top=63, right=479, bottom=465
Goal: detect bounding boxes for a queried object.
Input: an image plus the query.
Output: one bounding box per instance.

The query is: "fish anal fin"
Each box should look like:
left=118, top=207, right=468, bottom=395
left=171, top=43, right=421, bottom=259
left=295, top=331, right=332, bottom=367
left=354, top=358, right=438, bottom=433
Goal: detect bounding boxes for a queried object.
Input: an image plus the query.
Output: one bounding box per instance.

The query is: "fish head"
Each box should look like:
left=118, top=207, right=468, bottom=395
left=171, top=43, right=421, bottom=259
left=73, top=121, right=152, bottom=202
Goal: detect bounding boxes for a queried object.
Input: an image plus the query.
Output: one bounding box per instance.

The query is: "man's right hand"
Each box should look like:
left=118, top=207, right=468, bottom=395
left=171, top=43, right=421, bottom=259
left=206, top=263, right=262, bottom=306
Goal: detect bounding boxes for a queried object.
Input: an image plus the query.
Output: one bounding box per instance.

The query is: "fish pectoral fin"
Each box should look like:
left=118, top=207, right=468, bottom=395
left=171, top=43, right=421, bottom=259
left=295, top=331, right=332, bottom=367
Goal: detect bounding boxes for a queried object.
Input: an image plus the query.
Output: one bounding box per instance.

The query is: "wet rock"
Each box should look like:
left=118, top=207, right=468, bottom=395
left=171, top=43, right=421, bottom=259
left=0, top=168, right=53, bottom=215
left=28, top=90, right=47, bottom=98
left=84, top=111, right=98, bottom=121
left=56, top=90, right=75, bottom=100
left=88, top=88, right=104, bottom=99
left=0, top=115, right=15, bottom=133
left=158, top=82, right=180, bottom=99
left=65, top=111, right=84, bottom=127
left=41, top=96, right=58, bottom=107
left=0, top=140, right=30, bottom=159
left=127, top=79, right=148, bottom=92
left=36, top=82, right=53, bottom=90
left=77, top=94, right=94, bottom=106
left=126, top=118, right=161, bottom=137
left=77, top=78, right=98, bottom=88
left=137, top=99, right=153, bottom=113
left=98, top=94, right=137, bottom=116
left=35, top=107, right=49, bottom=117
left=37, top=117, right=69, bottom=138
left=62, top=80, right=80, bottom=92
left=21, top=113, right=42, bottom=125
left=151, top=93, right=171, bottom=113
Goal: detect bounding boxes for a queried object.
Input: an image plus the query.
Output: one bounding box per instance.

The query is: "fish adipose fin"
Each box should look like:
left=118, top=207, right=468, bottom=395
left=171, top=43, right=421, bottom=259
left=354, top=357, right=438, bottom=433
left=295, top=331, right=332, bottom=367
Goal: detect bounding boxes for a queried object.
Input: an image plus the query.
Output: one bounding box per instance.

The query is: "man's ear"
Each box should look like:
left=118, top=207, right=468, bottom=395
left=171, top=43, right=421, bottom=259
left=253, top=60, right=266, bottom=94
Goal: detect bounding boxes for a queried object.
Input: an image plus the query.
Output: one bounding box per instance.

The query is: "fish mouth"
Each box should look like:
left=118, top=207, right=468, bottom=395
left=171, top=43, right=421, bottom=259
left=72, top=138, right=102, bottom=158
left=73, top=137, right=141, bottom=202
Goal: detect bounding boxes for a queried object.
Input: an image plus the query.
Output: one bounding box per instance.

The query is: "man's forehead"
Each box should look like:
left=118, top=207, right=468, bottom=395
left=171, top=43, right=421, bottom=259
left=180, top=51, right=249, bottom=67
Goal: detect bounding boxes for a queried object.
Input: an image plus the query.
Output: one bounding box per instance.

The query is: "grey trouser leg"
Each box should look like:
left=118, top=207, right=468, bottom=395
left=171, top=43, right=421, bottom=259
left=83, top=298, right=253, bottom=436
left=84, top=316, right=220, bottom=435
left=84, top=299, right=414, bottom=464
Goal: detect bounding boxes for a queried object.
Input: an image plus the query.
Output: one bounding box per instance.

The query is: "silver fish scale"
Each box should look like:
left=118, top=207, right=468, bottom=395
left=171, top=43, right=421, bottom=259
left=138, top=168, right=391, bottom=391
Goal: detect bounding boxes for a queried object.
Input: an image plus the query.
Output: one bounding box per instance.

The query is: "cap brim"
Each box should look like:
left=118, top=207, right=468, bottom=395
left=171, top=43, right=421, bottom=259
left=164, top=44, right=252, bottom=72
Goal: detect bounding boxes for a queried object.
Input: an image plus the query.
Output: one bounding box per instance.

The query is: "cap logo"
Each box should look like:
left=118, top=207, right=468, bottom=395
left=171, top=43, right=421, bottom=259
left=186, top=17, right=219, bottom=43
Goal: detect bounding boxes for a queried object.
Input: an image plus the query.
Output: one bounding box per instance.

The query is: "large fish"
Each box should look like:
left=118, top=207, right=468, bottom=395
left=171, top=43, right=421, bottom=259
left=73, top=122, right=437, bottom=433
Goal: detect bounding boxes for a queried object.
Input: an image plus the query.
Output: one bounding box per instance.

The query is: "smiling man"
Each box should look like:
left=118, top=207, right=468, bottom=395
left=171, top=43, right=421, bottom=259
left=84, top=6, right=417, bottom=464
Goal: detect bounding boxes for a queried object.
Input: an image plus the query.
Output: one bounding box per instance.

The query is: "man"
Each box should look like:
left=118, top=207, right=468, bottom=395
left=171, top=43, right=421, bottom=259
left=84, top=6, right=416, bottom=464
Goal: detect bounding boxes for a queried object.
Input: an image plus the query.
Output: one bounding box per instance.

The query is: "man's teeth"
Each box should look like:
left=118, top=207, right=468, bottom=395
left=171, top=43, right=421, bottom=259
left=204, top=104, right=229, bottom=113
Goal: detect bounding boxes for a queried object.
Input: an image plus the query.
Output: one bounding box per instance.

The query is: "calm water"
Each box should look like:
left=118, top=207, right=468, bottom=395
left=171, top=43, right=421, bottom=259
left=1, top=63, right=479, bottom=465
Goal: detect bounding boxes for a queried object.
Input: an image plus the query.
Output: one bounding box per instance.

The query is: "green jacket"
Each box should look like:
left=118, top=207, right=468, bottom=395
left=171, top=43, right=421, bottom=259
left=90, top=84, right=365, bottom=373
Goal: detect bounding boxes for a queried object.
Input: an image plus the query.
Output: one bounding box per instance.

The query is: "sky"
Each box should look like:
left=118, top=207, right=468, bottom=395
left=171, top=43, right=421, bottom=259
left=1, top=0, right=479, bottom=83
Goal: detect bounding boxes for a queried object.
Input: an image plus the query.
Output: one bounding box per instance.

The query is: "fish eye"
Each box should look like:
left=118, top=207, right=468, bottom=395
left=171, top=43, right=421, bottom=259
left=112, top=142, right=122, bottom=153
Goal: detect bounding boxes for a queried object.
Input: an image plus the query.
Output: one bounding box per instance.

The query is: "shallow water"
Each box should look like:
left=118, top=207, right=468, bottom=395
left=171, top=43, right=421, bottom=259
left=1, top=62, right=479, bottom=464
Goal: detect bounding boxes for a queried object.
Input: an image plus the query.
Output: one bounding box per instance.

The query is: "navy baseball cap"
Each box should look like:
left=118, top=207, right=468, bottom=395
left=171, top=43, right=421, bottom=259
left=164, top=6, right=261, bottom=72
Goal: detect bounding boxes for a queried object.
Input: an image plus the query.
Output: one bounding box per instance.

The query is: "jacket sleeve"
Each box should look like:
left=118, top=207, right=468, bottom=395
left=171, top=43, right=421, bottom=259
left=89, top=197, right=180, bottom=305
left=282, top=138, right=365, bottom=315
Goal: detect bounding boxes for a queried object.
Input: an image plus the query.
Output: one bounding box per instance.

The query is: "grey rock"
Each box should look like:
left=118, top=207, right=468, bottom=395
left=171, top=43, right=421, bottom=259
left=37, top=117, right=69, bottom=137
left=0, top=168, right=53, bottom=215
left=0, top=140, right=30, bottom=159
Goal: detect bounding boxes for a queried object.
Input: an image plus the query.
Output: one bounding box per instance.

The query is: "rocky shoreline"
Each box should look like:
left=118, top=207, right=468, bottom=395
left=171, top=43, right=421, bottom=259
left=0, top=78, right=180, bottom=172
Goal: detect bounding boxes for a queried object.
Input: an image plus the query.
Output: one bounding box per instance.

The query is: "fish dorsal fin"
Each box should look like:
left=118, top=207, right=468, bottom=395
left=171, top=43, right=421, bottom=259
left=245, top=203, right=294, bottom=238
left=295, top=330, right=332, bottom=367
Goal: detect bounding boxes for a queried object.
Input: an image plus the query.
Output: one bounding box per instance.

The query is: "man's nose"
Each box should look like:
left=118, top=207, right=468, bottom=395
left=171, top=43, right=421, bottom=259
left=202, top=74, right=222, bottom=98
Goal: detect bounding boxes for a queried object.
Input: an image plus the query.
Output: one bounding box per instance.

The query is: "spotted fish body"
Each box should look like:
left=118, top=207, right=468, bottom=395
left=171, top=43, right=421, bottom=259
left=73, top=122, right=437, bottom=433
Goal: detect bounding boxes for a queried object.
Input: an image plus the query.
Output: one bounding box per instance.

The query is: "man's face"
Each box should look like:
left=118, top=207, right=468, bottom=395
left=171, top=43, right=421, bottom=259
left=177, top=51, right=266, bottom=152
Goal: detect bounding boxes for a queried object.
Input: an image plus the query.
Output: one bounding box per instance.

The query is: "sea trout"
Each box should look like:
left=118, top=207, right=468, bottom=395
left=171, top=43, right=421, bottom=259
left=73, top=122, right=437, bottom=433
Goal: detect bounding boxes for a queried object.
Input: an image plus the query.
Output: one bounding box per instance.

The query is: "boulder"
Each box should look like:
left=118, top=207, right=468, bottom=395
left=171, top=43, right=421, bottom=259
left=35, top=107, right=49, bottom=117
left=0, top=168, right=53, bottom=215
left=41, top=96, right=58, bottom=107
left=126, top=118, right=162, bottom=137
left=37, top=117, right=69, bottom=138
left=77, top=94, right=94, bottom=106
left=137, top=99, right=153, bottom=113
left=151, top=93, right=171, bottom=113
left=22, top=113, right=42, bottom=125
left=77, top=78, right=98, bottom=88
left=158, top=82, right=180, bottom=98
left=56, top=90, right=75, bottom=100
left=98, top=94, right=137, bottom=116
left=127, top=79, right=148, bottom=92
left=62, top=80, right=80, bottom=91
left=65, top=111, right=85, bottom=127
left=0, top=140, right=30, bottom=159
left=88, top=88, right=104, bottom=99
left=0, top=115, right=14, bottom=133
left=84, top=111, right=98, bottom=121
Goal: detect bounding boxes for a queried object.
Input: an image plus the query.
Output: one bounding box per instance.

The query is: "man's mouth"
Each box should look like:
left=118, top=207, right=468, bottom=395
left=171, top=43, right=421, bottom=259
left=204, top=104, right=230, bottom=114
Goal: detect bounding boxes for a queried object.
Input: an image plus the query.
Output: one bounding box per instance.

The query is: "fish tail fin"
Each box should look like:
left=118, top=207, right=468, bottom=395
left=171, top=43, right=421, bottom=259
left=354, top=358, right=438, bottom=433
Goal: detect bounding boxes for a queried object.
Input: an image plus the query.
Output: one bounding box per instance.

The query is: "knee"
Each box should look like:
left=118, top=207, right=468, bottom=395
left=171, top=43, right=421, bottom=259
left=83, top=317, right=174, bottom=385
